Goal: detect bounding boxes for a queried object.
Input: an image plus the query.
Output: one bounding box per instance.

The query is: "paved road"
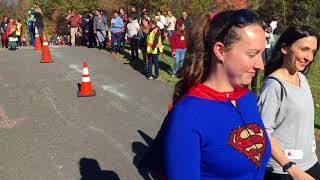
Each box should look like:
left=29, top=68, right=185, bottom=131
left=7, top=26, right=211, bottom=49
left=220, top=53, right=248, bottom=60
left=0, top=47, right=319, bottom=180
left=0, top=47, right=173, bottom=180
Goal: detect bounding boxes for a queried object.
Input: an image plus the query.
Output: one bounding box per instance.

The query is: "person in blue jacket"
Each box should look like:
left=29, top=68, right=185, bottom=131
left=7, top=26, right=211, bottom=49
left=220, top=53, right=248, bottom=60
left=110, top=10, right=124, bottom=54
left=139, top=9, right=271, bottom=180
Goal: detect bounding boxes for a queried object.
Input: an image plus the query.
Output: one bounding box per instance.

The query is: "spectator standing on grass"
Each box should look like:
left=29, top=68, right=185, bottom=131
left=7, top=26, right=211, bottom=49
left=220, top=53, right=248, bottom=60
left=140, top=8, right=148, bottom=23
left=129, top=5, right=141, bottom=23
left=88, top=12, right=97, bottom=47
left=155, top=10, right=166, bottom=31
left=126, top=15, right=140, bottom=64
left=259, top=26, right=320, bottom=180
left=119, top=8, right=128, bottom=54
left=146, top=19, right=163, bottom=80
left=26, top=8, right=35, bottom=47
left=155, top=10, right=166, bottom=40
left=170, top=23, right=186, bottom=77
left=1, top=16, right=8, bottom=48
left=110, top=10, right=124, bottom=54
left=264, top=26, right=272, bottom=63
left=94, top=10, right=107, bottom=48
left=139, top=17, right=150, bottom=75
left=270, top=16, right=278, bottom=49
left=166, top=10, right=176, bottom=40
left=176, top=11, right=192, bottom=30
left=65, top=9, right=82, bottom=46
left=141, top=11, right=150, bottom=22
left=82, top=12, right=90, bottom=47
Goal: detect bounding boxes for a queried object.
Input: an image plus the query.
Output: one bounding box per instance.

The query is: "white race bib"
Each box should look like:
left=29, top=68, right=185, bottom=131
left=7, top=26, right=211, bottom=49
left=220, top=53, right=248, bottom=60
left=181, top=36, right=184, bottom=41
left=285, top=149, right=303, bottom=160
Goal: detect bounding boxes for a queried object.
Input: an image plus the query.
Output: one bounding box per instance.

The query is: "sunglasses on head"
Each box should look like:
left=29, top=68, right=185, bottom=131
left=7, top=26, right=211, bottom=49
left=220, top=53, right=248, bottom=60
left=216, top=9, right=259, bottom=39
left=231, top=9, right=258, bottom=26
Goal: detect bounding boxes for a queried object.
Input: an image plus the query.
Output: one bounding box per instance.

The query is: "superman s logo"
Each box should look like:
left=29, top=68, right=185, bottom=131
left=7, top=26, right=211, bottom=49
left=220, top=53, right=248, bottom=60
left=228, top=123, right=266, bottom=167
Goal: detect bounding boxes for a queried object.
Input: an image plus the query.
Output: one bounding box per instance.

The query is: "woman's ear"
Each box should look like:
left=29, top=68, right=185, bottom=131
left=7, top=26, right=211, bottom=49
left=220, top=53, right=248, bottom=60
left=281, top=43, right=289, bottom=54
left=212, top=42, right=225, bottom=62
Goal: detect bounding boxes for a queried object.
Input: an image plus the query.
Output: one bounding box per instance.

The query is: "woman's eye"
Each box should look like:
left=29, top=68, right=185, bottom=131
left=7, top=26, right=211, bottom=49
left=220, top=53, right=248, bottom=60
left=248, top=54, right=256, bottom=58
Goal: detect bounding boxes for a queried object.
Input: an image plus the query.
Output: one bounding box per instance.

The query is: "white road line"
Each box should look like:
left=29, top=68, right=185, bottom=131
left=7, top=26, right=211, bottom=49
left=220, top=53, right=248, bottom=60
left=42, top=87, right=73, bottom=128
left=69, top=64, right=128, bottom=99
left=68, top=64, right=82, bottom=73
left=101, top=85, right=128, bottom=99
left=50, top=49, right=64, bottom=59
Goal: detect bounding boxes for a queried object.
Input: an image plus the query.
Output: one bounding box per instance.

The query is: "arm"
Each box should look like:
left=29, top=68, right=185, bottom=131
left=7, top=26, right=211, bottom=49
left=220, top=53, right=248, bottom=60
left=65, top=13, right=71, bottom=21
left=125, top=24, right=129, bottom=37
left=103, top=16, right=108, bottom=29
left=93, top=17, right=97, bottom=32
left=268, top=135, right=314, bottom=179
left=164, top=106, right=201, bottom=179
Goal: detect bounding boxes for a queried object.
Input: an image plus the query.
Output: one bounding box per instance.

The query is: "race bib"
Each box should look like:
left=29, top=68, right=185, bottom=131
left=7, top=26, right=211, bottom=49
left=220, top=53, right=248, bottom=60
left=181, top=36, right=184, bottom=41
left=285, top=149, right=303, bottom=160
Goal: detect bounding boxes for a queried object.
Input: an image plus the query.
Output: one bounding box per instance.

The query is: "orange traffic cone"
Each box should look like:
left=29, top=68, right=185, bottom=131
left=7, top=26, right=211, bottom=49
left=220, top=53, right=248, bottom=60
left=40, top=32, right=53, bottom=63
left=77, top=63, right=96, bottom=97
left=34, top=27, right=42, bottom=50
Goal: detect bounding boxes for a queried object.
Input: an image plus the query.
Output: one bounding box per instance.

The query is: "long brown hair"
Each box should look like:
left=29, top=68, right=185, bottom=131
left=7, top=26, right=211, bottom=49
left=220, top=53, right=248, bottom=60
left=264, top=26, right=320, bottom=78
left=173, top=10, right=262, bottom=103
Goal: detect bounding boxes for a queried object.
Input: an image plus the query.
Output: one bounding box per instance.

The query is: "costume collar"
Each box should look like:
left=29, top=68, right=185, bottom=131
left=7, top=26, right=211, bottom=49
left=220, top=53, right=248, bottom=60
left=185, top=83, right=249, bottom=101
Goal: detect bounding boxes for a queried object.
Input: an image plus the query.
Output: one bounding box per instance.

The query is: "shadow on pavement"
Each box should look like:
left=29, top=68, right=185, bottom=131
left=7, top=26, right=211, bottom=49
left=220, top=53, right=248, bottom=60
left=132, top=130, right=162, bottom=180
left=79, top=157, right=120, bottom=180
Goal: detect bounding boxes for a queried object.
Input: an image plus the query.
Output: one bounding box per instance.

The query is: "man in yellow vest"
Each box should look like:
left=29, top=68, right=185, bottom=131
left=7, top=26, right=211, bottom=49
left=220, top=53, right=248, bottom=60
left=146, top=19, right=163, bottom=80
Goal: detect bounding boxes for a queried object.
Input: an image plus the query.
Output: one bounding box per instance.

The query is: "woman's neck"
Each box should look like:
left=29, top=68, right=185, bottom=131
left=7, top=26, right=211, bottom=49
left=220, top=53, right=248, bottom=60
left=280, top=57, right=298, bottom=75
left=204, top=71, right=234, bottom=92
left=273, top=68, right=300, bottom=86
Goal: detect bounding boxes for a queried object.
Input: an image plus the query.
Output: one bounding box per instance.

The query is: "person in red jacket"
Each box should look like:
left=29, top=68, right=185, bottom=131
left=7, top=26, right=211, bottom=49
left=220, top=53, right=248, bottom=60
left=65, top=9, right=82, bottom=46
left=170, top=23, right=186, bottom=77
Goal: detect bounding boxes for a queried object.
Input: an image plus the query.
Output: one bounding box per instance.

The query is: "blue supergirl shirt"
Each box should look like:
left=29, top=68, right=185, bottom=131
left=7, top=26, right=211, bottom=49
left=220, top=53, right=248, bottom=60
left=164, top=83, right=271, bottom=180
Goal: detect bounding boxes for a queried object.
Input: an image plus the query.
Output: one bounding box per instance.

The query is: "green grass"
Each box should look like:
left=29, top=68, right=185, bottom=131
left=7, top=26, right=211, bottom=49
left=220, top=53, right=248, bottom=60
left=114, top=40, right=320, bottom=127
left=309, top=55, right=320, bottom=127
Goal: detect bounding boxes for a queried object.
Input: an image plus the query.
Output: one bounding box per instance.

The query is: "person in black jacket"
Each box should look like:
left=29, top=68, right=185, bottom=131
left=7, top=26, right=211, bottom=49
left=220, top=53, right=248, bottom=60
left=34, top=6, right=44, bottom=43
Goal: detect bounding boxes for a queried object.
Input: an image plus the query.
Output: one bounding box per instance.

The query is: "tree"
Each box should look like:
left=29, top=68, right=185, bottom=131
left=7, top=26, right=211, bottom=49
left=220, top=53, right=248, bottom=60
left=257, top=0, right=320, bottom=32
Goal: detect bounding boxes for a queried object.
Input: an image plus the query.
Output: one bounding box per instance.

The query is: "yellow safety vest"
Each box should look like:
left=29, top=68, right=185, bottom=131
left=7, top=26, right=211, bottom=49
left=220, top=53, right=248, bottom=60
left=147, top=28, right=163, bottom=54
left=16, top=23, right=22, bottom=36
